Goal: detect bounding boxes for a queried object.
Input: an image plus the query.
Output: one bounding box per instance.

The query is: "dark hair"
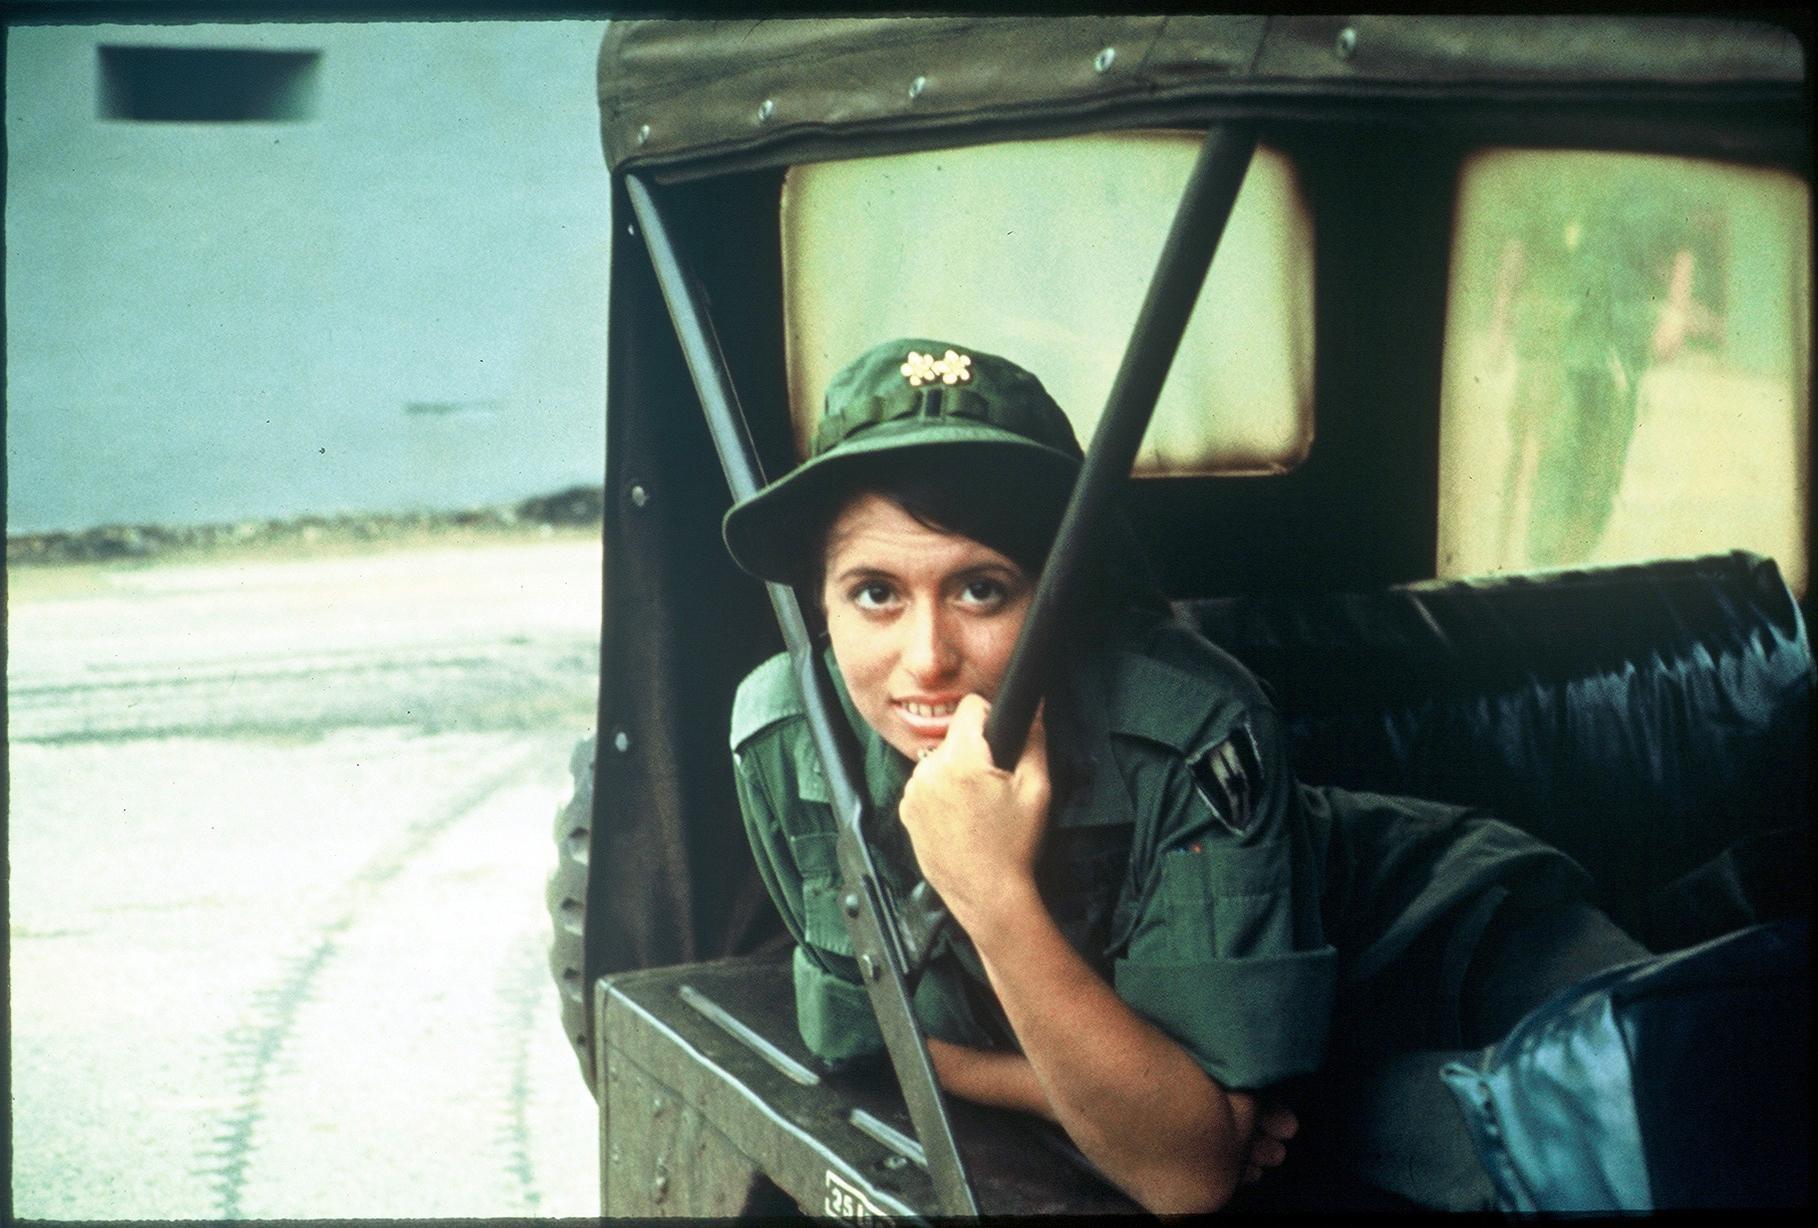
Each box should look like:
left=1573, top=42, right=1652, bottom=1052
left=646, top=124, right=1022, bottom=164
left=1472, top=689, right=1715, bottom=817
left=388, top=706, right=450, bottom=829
left=809, top=452, right=1165, bottom=637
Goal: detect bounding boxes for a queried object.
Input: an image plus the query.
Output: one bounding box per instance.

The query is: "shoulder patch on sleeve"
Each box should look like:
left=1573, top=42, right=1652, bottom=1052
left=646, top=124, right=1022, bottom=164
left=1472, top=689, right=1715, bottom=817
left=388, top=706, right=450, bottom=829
left=730, top=653, right=804, bottom=750
left=1188, top=725, right=1264, bottom=836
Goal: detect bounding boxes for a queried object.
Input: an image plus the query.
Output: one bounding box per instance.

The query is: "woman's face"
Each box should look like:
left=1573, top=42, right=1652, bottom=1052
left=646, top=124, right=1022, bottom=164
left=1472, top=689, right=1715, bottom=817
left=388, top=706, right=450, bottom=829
left=822, top=493, right=1032, bottom=759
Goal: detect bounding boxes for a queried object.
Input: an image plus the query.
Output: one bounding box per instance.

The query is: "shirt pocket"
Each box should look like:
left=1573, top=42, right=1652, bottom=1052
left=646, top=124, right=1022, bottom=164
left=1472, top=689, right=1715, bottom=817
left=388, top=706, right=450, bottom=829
left=789, top=830, right=855, bottom=958
left=1153, top=837, right=1295, bottom=962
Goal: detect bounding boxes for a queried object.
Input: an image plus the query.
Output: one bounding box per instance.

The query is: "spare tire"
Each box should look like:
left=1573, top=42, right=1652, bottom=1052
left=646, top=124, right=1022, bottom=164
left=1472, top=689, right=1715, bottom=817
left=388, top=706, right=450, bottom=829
left=545, top=734, right=597, bottom=1087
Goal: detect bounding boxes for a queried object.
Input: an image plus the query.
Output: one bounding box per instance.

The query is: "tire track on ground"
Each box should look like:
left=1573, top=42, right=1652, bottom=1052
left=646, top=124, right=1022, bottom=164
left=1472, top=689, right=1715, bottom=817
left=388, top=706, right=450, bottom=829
left=196, top=743, right=546, bottom=1218
left=8, top=646, right=597, bottom=744
left=497, top=930, right=555, bottom=1213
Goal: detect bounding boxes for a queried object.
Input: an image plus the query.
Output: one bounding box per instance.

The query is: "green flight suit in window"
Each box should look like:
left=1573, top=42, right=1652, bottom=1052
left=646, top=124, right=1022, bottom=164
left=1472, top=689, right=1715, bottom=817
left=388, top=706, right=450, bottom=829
left=731, top=614, right=1592, bottom=1092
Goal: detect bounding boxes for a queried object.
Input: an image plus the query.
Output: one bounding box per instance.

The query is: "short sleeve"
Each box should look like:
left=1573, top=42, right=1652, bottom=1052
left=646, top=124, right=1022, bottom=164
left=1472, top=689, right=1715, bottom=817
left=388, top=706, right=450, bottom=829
left=733, top=737, right=884, bottom=1065
left=791, top=945, right=882, bottom=1064
left=1111, top=714, right=1337, bottom=1090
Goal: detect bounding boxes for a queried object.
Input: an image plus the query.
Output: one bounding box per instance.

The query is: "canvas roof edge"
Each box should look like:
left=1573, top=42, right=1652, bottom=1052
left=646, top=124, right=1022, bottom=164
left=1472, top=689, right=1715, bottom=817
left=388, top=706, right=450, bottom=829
left=596, top=15, right=1807, bottom=179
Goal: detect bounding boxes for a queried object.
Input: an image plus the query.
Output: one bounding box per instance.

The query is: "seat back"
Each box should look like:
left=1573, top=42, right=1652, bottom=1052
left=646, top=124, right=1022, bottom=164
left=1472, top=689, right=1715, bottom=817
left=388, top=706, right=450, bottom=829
left=1180, top=552, right=1813, bottom=937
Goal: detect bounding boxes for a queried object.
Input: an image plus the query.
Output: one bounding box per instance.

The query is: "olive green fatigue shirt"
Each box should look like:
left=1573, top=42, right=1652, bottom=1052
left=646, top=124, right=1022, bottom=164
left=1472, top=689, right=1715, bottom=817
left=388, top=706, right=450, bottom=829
left=730, top=617, right=1588, bottom=1091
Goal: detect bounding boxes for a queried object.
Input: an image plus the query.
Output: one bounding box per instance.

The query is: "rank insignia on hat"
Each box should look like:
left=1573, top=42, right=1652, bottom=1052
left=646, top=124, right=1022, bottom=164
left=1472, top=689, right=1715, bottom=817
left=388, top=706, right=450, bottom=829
left=901, top=349, right=973, bottom=388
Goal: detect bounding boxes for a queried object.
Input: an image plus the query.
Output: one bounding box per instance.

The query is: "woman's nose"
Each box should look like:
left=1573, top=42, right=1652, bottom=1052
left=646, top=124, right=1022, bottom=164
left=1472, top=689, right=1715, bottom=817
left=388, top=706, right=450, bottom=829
left=900, top=601, right=957, bottom=681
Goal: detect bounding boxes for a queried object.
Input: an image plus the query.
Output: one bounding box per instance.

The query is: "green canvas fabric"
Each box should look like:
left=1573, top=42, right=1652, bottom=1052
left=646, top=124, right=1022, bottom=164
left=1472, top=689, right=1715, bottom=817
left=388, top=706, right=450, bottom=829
left=600, top=17, right=1802, bottom=179
left=730, top=615, right=1593, bottom=1090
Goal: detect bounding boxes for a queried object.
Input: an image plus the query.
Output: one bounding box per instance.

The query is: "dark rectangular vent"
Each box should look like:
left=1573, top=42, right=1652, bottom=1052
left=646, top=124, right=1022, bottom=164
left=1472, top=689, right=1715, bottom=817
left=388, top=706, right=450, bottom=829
left=98, top=46, right=320, bottom=122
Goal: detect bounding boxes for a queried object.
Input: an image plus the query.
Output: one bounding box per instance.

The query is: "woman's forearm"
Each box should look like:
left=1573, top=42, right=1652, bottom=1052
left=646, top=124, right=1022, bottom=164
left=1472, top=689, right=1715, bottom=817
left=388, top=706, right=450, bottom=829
left=925, top=1037, right=1055, bottom=1120
left=897, top=698, right=1252, bottom=1212
left=960, top=881, right=1251, bottom=1215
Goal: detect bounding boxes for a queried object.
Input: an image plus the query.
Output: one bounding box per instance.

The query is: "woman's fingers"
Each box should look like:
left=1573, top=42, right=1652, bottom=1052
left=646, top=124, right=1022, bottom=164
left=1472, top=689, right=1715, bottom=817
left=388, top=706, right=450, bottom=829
left=1250, top=1135, right=1288, bottom=1169
left=1014, top=701, right=1051, bottom=812
left=1020, top=701, right=1048, bottom=766
left=899, top=693, right=1050, bottom=920
left=1236, top=1097, right=1294, bottom=1187
left=943, top=693, right=992, bottom=754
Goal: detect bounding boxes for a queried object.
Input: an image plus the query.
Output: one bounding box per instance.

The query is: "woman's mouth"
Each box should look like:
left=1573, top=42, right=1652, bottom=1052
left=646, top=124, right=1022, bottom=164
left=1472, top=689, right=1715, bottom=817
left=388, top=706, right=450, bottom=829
left=894, top=697, right=960, bottom=734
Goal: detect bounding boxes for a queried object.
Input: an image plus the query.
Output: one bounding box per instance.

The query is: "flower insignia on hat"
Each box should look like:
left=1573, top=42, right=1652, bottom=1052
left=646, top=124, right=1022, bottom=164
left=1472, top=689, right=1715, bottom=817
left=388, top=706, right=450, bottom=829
left=901, top=349, right=973, bottom=387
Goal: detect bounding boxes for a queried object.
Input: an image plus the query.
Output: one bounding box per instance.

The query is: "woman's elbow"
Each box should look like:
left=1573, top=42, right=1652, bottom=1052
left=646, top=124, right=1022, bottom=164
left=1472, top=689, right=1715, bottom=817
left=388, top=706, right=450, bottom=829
left=1121, top=1098, right=1251, bottom=1215
left=1135, top=1175, right=1237, bottom=1217
left=1128, top=1153, right=1241, bottom=1217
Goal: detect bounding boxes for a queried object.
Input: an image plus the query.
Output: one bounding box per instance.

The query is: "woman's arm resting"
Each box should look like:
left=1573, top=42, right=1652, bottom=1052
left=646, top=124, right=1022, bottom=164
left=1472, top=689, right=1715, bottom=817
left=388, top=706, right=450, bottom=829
left=968, top=881, right=1254, bottom=1213
left=927, top=1039, right=1297, bottom=1190
left=925, top=1038, right=1055, bottom=1121
left=902, top=696, right=1257, bottom=1214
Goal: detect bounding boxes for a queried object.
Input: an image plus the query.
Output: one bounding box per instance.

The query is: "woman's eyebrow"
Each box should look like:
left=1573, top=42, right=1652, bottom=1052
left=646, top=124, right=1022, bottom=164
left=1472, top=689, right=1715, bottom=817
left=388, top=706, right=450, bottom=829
left=831, top=563, right=897, bottom=584
left=954, top=561, right=1023, bottom=581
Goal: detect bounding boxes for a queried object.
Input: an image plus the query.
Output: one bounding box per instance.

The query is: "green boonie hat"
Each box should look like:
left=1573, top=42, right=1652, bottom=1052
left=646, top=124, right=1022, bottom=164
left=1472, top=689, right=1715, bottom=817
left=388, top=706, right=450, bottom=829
left=723, top=337, right=1084, bottom=584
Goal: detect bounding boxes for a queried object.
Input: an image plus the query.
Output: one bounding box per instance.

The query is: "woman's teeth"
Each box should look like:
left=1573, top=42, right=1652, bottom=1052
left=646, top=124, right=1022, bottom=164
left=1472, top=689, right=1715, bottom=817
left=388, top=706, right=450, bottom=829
left=903, top=701, right=957, bottom=718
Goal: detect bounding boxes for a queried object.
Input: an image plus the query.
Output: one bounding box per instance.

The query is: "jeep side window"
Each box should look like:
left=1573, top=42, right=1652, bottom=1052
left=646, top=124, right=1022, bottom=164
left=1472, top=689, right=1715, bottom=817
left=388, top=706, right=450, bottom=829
left=1438, top=149, right=1812, bottom=593
left=781, top=132, right=1314, bottom=477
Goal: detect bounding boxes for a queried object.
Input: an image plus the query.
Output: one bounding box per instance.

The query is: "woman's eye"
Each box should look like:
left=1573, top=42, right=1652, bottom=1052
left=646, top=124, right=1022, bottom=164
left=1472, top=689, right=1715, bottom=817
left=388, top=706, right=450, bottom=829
left=851, top=581, right=896, bottom=610
left=957, top=577, right=1009, bottom=609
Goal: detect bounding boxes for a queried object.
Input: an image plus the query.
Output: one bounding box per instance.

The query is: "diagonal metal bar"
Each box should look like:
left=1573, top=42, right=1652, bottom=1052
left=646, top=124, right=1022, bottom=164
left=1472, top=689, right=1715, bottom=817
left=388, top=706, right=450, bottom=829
left=984, top=124, right=1259, bottom=769
left=892, top=126, right=1261, bottom=969
left=625, top=173, right=981, bottom=1218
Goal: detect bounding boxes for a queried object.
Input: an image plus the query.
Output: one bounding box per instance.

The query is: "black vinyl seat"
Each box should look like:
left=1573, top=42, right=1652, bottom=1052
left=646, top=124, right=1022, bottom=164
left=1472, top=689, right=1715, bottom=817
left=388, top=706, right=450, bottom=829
left=1179, top=551, right=1813, bottom=945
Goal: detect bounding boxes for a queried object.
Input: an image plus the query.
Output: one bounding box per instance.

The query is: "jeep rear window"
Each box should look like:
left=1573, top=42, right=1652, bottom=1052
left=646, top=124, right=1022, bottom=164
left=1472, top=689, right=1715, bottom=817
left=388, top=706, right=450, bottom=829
left=780, top=132, right=1314, bottom=477
left=1438, top=149, right=1811, bottom=594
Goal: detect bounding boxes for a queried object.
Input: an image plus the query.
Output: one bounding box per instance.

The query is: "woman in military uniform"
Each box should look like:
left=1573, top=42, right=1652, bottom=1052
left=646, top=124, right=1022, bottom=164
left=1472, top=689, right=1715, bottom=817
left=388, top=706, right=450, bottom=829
left=722, top=338, right=1647, bottom=1214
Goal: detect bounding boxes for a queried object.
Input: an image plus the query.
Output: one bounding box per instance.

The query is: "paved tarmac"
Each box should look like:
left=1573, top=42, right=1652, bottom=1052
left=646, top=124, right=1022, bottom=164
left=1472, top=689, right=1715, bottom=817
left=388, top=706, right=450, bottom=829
left=8, top=534, right=606, bottom=1218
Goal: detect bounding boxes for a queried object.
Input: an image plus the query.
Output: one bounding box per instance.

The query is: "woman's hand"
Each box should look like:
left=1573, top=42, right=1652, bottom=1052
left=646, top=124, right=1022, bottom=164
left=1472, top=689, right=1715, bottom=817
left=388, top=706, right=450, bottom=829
left=902, top=694, right=1270, bottom=1213
left=898, top=694, right=1049, bottom=933
left=1230, top=1091, right=1299, bottom=1185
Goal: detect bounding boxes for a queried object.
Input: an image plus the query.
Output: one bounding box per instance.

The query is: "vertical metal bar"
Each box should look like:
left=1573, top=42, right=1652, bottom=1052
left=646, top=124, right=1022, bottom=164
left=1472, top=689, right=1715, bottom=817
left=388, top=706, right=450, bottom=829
left=625, top=174, right=981, bottom=1218
left=984, top=125, right=1259, bottom=768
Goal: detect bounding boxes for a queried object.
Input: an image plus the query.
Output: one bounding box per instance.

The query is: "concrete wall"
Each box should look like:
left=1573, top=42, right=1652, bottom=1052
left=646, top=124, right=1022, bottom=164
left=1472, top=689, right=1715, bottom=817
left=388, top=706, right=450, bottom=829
left=6, top=21, right=610, bottom=533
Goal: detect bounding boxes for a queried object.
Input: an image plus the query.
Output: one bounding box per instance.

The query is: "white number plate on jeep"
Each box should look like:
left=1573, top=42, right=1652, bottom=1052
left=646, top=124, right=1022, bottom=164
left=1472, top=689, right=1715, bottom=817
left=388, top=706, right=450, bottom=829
left=823, top=1169, right=890, bottom=1223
